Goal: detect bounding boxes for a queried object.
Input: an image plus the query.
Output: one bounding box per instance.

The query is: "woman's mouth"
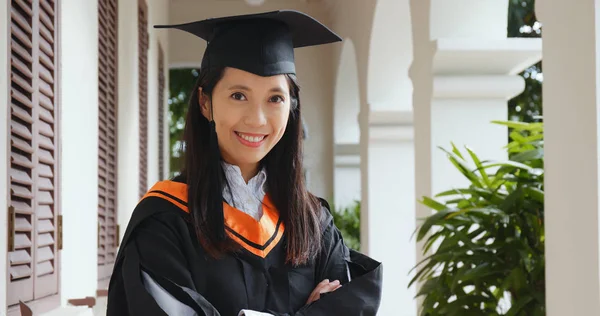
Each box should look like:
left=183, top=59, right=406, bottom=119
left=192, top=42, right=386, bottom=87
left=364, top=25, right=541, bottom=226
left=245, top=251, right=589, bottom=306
left=235, top=132, right=267, bottom=148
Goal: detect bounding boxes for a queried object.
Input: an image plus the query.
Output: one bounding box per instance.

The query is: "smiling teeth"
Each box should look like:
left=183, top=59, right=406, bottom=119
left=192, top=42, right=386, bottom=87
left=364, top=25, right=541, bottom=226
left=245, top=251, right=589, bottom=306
left=238, top=133, right=265, bottom=143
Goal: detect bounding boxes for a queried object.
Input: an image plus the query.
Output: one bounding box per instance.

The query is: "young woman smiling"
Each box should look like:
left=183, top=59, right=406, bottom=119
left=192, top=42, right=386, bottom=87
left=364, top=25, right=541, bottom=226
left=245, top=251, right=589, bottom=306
left=107, top=10, right=382, bottom=316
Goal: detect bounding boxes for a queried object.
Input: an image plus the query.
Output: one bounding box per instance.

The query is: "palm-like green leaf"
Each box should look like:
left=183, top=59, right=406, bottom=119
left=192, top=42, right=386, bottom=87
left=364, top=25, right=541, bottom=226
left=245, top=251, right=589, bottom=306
left=412, top=120, right=545, bottom=315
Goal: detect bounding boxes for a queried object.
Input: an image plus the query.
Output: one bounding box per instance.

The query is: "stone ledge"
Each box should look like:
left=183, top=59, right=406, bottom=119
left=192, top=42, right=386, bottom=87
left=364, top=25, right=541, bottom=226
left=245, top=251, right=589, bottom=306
left=433, top=37, right=542, bottom=75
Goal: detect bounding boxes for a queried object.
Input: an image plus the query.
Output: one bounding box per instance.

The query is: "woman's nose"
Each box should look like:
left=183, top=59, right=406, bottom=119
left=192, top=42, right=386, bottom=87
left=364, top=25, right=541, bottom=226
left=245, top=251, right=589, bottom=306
left=244, top=103, right=267, bottom=127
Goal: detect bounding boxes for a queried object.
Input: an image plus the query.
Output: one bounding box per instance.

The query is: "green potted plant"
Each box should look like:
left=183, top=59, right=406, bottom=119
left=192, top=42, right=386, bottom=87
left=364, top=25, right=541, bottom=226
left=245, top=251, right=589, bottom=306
left=330, top=200, right=361, bottom=251
left=410, top=120, right=545, bottom=315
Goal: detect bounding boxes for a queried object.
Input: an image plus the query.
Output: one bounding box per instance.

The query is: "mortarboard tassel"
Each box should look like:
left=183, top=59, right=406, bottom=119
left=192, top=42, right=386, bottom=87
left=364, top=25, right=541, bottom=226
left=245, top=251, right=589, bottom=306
left=208, top=120, right=226, bottom=241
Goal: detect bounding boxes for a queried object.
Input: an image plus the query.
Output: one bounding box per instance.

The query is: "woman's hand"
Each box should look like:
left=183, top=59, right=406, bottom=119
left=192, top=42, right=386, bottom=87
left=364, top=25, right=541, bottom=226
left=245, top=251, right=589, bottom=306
left=305, top=279, right=342, bottom=305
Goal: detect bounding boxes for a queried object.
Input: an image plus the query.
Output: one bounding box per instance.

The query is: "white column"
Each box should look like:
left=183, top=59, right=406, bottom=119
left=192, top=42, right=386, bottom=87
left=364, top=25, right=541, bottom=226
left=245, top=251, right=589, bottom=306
left=59, top=0, right=100, bottom=304
left=361, top=0, right=416, bottom=314
left=0, top=0, right=9, bottom=311
left=117, top=0, right=140, bottom=242
left=536, top=1, right=600, bottom=314
left=361, top=109, right=416, bottom=316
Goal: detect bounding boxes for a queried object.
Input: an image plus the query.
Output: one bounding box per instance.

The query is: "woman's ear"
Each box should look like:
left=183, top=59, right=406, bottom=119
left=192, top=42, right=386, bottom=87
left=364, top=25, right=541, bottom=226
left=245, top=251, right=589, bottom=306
left=198, top=87, right=211, bottom=119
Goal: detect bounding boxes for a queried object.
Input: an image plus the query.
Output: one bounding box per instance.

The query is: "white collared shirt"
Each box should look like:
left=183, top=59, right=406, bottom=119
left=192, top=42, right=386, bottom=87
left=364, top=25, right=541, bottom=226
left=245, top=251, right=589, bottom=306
left=221, top=162, right=268, bottom=220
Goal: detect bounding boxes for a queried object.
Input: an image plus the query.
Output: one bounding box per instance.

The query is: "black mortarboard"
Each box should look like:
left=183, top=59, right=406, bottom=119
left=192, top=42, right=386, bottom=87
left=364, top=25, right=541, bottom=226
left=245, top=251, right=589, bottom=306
left=154, top=10, right=342, bottom=76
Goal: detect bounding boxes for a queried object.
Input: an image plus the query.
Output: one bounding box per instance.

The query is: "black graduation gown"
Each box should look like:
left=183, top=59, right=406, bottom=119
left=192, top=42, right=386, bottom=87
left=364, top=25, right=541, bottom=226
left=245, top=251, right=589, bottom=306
left=106, top=180, right=382, bottom=316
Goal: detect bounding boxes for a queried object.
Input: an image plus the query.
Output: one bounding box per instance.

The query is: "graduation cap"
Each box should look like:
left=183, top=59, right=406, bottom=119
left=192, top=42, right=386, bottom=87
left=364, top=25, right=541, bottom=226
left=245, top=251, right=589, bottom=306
left=154, top=10, right=341, bottom=241
left=154, top=10, right=342, bottom=76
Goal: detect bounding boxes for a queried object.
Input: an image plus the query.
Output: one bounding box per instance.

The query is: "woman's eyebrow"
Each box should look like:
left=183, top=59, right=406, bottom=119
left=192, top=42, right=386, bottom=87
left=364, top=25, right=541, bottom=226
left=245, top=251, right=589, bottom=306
left=228, top=85, right=287, bottom=94
left=228, top=84, right=251, bottom=91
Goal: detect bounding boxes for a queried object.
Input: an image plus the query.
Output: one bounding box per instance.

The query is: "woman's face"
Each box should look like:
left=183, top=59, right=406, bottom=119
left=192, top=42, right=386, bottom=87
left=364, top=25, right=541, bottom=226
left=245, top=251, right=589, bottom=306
left=200, top=67, right=291, bottom=172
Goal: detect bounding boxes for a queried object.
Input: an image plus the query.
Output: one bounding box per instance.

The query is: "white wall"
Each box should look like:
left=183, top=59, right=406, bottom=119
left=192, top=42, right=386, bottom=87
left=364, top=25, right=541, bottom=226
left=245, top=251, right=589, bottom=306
left=118, top=0, right=170, bottom=239
left=117, top=0, right=141, bottom=241
left=430, top=0, right=508, bottom=39
left=367, top=0, right=413, bottom=112
left=59, top=0, right=100, bottom=304
left=147, top=0, right=170, bottom=185
left=1, top=0, right=9, bottom=311
left=167, top=0, right=335, bottom=199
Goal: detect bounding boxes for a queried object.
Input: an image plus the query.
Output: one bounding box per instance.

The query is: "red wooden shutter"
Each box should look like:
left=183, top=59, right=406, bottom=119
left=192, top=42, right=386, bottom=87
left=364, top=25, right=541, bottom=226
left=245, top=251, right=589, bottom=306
left=97, top=0, right=119, bottom=282
left=158, top=45, right=165, bottom=180
left=8, top=0, right=60, bottom=305
left=138, top=0, right=149, bottom=198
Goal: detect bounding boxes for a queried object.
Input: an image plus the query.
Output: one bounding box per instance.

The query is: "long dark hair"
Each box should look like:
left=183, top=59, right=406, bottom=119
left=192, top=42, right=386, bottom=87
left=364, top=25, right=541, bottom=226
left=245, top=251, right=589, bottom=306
left=181, top=66, right=323, bottom=266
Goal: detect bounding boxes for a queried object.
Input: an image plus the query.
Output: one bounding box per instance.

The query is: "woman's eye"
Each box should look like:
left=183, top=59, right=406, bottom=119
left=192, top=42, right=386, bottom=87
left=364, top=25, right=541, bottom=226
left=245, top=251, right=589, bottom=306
left=231, top=92, right=246, bottom=101
left=270, top=95, right=284, bottom=103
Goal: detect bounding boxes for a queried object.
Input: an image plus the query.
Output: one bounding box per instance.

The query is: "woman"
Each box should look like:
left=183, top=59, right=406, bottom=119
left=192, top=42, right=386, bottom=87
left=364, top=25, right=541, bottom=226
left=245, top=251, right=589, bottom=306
left=107, top=10, right=382, bottom=316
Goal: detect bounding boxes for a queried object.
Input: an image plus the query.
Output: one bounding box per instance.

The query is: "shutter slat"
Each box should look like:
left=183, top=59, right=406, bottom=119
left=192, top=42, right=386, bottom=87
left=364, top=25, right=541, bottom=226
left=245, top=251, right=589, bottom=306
left=39, top=5, right=54, bottom=32
left=9, top=249, right=32, bottom=265
left=40, top=0, right=55, bottom=17
left=38, top=148, right=54, bottom=165
left=39, top=78, right=54, bottom=99
left=37, top=246, right=54, bottom=263
left=39, top=91, right=54, bottom=111
left=37, top=190, right=54, bottom=205
left=38, top=119, right=54, bottom=137
left=11, top=119, right=33, bottom=140
left=37, top=219, right=54, bottom=233
left=38, top=104, right=53, bottom=121
left=37, top=233, right=54, bottom=248
left=39, top=49, right=54, bottom=72
left=39, top=63, right=53, bottom=85
left=15, top=216, right=33, bottom=231
left=11, top=184, right=33, bottom=199
left=37, top=164, right=53, bottom=178
left=11, top=102, right=33, bottom=123
left=38, top=134, right=54, bottom=150
left=13, top=0, right=33, bottom=17
left=39, top=25, right=54, bottom=56
left=37, top=205, right=53, bottom=219
left=11, top=39, right=33, bottom=63
left=37, top=177, right=53, bottom=191
left=11, top=6, right=33, bottom=35
left=11, top=151, right=34, bottom=169
left=11, top=70, right=34, bottom=93
left=10, top=264, right=32, bottom=279
left=36, top=261, right=54, bottom=276
left=11, top=86, right=34, bottom=109
left=10, top=20, right=33, bottom=50
left=11, top=135, right=34, bottom=153
left=11, top=54, right=33, bottom=79
left=14, top=232, right=32, bottom=249
left=10, top=167, right=33, bottom=185
left=11, top=200, right=33, bottom=214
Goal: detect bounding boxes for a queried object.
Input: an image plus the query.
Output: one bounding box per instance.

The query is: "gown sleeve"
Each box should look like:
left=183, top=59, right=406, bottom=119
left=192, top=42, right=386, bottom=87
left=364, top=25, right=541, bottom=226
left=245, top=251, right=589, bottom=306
left=269, top=203, right=383, bottom=316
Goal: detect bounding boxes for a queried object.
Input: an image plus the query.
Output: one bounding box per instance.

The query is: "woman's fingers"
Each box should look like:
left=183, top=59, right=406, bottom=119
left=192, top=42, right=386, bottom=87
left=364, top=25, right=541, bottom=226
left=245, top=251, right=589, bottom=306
left=306, top=279, right=342, bottom=305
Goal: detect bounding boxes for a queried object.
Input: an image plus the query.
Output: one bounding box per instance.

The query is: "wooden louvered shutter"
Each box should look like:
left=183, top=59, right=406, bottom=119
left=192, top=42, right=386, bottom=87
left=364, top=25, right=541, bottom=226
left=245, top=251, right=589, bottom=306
left=97, top=0, right=119, bottom=282
left=138, top=0, right=149, bottom=198
left=8, top=0, right=60, bottom=305
left=158, top=45, right=165, bottom=180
